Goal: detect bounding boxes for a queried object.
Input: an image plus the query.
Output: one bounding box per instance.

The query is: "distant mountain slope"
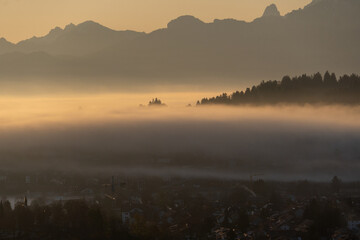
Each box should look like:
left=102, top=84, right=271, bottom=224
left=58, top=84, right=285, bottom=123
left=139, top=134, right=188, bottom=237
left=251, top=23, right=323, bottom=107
left=1, top=21, right=145, bottom=56
left=262, top=4, right=281, bottom=17
left=0, top=0, right=359, bottom=85
left=91, top=0, right=360, bottom=80
left=0, top=38, right=16, bottom=54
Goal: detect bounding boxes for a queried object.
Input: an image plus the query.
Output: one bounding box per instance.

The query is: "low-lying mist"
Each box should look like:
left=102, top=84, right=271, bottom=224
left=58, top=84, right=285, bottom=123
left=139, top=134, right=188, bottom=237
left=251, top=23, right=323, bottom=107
left=0, top=93, right=359, bottom=181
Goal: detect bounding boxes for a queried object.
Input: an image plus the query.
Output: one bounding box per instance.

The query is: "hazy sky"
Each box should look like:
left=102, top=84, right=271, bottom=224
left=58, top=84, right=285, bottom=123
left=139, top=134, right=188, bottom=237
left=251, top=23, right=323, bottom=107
left=0, top=0, right=311, bottom=43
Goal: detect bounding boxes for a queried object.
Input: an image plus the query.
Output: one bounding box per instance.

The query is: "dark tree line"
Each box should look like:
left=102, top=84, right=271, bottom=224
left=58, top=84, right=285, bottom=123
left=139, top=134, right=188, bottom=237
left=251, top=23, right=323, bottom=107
left=198, top=72, right=360, bottom=105
left=303, top=199, right=347, bottom=239
left=0, top=199, right=142, bottom=240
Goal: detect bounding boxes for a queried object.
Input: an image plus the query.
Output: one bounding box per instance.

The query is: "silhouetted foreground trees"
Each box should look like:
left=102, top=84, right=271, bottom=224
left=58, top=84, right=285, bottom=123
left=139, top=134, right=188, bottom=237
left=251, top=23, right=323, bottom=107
left=198, top=72, right=360, bottom=105
left=303, top=199, right=346, bottom=239
left=0, top=199, right=141, bottom=240
left=0, top=176, right=352, bottom=240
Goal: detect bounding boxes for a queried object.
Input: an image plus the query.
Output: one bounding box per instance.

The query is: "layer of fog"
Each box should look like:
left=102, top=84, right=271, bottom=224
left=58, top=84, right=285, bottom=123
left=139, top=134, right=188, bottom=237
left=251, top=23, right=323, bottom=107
left=0, top=96, right=359, bottom=181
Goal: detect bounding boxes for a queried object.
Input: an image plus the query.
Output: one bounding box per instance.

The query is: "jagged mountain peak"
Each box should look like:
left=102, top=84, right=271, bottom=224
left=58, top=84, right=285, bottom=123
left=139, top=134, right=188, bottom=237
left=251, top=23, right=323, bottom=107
left=48, top=26, right=63, bottom=36
left=64, top=23, right=76, bottom=31
left=77, top=20, right=105, bottom=29
left=0, top=37, right=9, bottom=43
left=167, top=15, right=205, bottom=29
left=262, top=4, right=281, bottom=17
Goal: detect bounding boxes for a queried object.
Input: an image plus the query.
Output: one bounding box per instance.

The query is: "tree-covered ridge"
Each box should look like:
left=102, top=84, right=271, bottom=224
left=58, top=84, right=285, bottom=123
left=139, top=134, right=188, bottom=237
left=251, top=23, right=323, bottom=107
left=197, top=72, right=360, bottom=105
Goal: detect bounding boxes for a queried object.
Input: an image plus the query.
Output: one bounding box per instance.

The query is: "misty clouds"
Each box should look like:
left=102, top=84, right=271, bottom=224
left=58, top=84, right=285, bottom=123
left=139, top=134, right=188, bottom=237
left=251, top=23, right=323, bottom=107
left=0, top=105, right=359, bottom=181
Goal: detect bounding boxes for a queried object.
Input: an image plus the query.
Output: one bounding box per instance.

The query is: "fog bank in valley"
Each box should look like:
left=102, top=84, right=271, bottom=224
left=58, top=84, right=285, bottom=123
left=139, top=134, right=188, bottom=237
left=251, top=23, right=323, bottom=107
left=0, top=97, right=359, bottom=181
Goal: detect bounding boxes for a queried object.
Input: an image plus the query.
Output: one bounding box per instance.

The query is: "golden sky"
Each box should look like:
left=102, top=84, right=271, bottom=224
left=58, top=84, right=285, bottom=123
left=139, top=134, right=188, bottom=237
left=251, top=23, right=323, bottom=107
left=0, top=0, right=311, bottom=43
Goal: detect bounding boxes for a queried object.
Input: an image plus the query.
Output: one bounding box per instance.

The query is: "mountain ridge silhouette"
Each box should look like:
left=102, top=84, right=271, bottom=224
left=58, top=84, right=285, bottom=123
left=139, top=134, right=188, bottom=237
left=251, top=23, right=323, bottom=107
left=0, top=21, right=145, bottom=56
left=0, top=0, right=358, bottom=86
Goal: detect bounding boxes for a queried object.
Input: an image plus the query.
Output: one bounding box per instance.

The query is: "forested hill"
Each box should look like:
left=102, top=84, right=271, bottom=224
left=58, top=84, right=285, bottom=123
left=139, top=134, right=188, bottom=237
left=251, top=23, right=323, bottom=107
left=197, top=72, right=360, bottom=105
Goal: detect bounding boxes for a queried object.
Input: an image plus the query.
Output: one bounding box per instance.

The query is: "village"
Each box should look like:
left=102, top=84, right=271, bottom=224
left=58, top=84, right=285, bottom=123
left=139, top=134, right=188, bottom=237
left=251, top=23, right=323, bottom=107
left=0, top=171, right=360, bottom=239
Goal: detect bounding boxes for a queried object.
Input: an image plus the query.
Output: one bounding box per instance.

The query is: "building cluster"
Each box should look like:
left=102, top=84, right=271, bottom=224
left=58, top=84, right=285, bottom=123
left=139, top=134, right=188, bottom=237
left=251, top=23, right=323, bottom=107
left=0, top=172, right=360, bottom=239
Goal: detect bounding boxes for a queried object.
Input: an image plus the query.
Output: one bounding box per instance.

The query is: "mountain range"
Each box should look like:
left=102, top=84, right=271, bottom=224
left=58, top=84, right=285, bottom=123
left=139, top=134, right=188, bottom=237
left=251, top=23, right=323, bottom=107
left=0, top=0, right=359, bottom=86
left=0, top=21, right=145, bottom=56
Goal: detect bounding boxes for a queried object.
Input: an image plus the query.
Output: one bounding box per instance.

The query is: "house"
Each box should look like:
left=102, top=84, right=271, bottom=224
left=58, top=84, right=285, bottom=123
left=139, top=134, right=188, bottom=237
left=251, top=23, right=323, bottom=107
left=213, top=227, right=230, bottom=240
left=348, top=219, right=360, bottom=231
left=280, top=224, right=290, bottom=231
left=121, top=208, right=144, bottom=224
left=122, top=212, right=131, bottom=224
left=332, top=229, right=354, bottom=240
left=295, top=209, right=304, bottom=219
left=80, top=188, right=94, bottom=195
left=295, top=220, right=313, bottom=233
